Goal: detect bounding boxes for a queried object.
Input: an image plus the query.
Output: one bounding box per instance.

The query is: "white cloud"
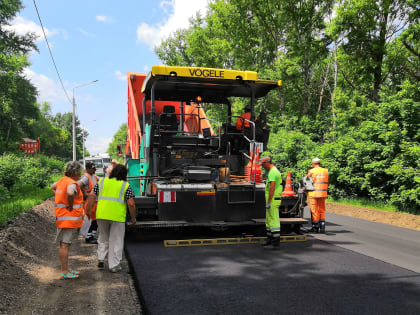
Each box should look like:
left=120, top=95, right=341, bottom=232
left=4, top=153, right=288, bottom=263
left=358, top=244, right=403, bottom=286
left=143, top=65, right=149, bottom=72
left=96, top=15, right=114, bottom=23
left=114, top=70, right=126, bottom=81
left=79, top=28, right=96, bottom=37
left=137, top=0, right=208, bottom=50
left=23, top=68, right=71, bottom=104
left=86, top=137, right=112, bottom=155
left=5, top=16, right=58, bottom=42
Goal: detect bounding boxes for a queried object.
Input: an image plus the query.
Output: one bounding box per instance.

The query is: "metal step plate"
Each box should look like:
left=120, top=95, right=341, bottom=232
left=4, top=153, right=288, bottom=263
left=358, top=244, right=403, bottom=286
left=163, top=235, right=307, bottom=247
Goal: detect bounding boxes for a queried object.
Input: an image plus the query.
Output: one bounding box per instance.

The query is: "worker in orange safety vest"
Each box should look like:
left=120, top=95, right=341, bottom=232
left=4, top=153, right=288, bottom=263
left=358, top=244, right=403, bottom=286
left=236, top=104, right=257, bottom=131
left=80, top=162, right=99, bottom=244
left=51, top=161, right=84, bottom=279
left=307, top=158, right=329, bottom=233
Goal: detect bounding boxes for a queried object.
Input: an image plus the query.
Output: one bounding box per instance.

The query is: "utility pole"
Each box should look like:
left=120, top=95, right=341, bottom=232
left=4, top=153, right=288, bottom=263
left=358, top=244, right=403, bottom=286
left=72, top=80, right=98, bottom=161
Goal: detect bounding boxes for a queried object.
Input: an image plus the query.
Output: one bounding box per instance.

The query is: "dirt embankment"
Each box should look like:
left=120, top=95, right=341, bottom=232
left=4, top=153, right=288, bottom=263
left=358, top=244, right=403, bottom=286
left=0, top=200, right=141, bottom=315
left=326, top=202, right=420, bottom=231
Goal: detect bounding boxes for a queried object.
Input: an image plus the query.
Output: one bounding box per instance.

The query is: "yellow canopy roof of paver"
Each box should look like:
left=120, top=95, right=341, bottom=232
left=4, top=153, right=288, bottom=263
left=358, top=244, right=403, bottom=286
left=151, top=65, right=260, bottom=81
left=141, top=65, right=281, bottom=103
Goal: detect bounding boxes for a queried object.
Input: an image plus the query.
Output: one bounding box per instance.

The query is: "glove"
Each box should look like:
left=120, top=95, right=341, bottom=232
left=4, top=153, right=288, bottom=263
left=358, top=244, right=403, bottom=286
left=265, top=203, right=271, bottom=209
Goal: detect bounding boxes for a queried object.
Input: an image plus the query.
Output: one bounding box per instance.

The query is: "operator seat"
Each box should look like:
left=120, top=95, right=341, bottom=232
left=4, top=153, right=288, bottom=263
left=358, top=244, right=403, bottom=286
left=160, top=105, right=178, bottom=133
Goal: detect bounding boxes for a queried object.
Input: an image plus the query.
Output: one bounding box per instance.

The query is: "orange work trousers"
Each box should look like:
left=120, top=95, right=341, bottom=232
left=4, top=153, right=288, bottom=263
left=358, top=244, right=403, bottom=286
left=309, top=197, right=326, bottom=223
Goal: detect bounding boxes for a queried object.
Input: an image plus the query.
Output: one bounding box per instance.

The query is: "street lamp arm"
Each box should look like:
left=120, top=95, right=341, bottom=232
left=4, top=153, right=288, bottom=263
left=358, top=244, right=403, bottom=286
left=73, top=79, right=99, bottom=93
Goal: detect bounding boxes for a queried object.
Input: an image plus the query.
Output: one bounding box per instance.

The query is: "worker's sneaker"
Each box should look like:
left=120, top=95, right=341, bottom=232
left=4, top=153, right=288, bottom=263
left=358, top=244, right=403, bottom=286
left=85, top=236, right=98, bottom=244
left=97, top=260, right=104, bottom=269
left=110, top=265, right=122, bottom=273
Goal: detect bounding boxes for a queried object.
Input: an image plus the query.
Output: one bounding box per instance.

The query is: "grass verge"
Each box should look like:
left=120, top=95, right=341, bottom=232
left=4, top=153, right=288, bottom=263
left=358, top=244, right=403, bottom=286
left=0, top=174, right=61, bottom=226
left=327, top=198, right=399, bottom=213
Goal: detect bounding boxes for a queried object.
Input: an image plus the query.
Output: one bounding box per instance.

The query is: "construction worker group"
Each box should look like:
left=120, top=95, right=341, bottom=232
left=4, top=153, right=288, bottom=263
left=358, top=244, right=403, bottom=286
left=52, top=160, right=136, bottom=279
left=52, top=155, right=328, bottom=278
left=259, top=156, right=329, bottom=250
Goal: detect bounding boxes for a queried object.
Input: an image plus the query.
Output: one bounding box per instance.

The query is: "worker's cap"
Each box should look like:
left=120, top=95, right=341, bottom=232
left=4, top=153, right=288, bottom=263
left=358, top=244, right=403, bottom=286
left=111, top=159, right=118, bottom=164
left=312, top=157, right=321, bottom=164
left=260, top=156, right=272, bottom=165
left=85, top=162, right=95, bottom=169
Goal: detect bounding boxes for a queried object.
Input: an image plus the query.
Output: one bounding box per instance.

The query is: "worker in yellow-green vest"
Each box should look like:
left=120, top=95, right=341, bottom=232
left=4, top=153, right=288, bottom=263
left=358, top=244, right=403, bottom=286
left=86, top=164, right=136, bottom=273
left=260, top=156, right=282, bottom=250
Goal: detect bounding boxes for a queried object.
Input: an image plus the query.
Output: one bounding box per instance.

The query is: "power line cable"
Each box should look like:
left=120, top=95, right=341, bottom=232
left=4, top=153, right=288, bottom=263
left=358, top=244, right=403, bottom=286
left=32, top=0, right=73, bottom=105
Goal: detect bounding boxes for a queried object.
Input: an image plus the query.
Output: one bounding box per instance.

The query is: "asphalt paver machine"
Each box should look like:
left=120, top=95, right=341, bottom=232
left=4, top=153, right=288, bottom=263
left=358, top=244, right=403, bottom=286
left=125, top=65, right=305, bottom=237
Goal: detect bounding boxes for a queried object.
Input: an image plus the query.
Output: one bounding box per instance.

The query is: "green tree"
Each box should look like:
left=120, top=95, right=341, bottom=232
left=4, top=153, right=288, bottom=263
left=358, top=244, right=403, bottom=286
left=50, top=111, right=85, bottom=158
left=107, top=123, right=127, bottom=162
left=155, top=0, right=419, bottom=212
left=330, top=0, right=412, bottom=102
left=0, top=0, right=38, bottom=151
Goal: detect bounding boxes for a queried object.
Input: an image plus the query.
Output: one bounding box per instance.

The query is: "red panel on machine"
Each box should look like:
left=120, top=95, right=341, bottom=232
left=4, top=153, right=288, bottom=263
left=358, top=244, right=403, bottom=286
left=127, top=72, right=181, bottom=159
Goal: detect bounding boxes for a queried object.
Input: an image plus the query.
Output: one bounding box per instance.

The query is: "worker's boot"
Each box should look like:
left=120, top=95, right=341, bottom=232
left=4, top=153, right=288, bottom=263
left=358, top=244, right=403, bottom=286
left=265, top=236, right=280, bottom=250
left=319, top=220, right=325, bottom=234
left=310, top=223, right=319, bottom=233
left=261, top=235, right=272, bottom=247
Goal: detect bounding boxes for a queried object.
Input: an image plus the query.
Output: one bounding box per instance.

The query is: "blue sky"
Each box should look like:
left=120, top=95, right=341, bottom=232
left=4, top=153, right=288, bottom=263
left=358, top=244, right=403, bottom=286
left=10, top=0, right=208, bottom=155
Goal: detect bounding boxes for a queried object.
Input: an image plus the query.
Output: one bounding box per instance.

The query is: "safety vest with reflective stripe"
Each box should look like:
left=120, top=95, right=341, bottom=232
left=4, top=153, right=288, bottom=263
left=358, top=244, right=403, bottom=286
left=83, top=172, right=98, bottom=220
left=235, top=112, right=257, bottom=130
left=96, top=178, right=130, bottom=222
left=83, top=172, right=98, bottom=194
left=54, top=176, right=84, bottom=228
left=308, top=167, right=329, bottom=198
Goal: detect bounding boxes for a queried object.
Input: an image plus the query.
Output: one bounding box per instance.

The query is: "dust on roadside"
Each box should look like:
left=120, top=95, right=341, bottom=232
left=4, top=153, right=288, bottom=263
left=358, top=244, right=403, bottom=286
left=326, top=202, right=420, bottom=231
left=0, top=199, right=141, bottom=315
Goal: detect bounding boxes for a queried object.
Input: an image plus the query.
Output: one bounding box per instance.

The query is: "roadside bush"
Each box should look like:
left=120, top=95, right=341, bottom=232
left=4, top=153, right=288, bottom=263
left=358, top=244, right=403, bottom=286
left=0, top=154, right=24, bottom=189
left=18, top=158, right=49, bottom=188
left=0, top=153, right=64, bottom=190
left=39, top=155, right=65, bottom=174
left=267, top=129, right=316, bottom=178
left=0, top=185, right=10, bottom=203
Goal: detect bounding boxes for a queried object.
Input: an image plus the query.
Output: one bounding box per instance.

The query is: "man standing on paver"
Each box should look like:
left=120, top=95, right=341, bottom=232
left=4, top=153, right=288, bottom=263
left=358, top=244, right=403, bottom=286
left=260, top=157, right=282, bottom=250
left=307, top=158, right=329, bottom=233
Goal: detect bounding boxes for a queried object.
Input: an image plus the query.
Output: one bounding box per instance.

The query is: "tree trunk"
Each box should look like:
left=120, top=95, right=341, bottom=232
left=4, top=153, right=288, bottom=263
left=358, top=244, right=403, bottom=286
left=5, top=121, right=12, bottom=149
left=302, top=59, right=310, bottom=114
left=319, top=53, right=332, bottom=113
left=280, top=90, right=285, bottom=117
left=331, top=42, right=337, bottom=131
left=372, top=4, right=389, bottom=103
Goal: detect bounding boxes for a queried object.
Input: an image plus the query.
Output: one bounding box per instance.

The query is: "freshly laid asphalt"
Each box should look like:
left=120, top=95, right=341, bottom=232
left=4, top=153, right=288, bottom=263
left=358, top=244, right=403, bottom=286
left=126, top=234, right=420, bottom=314
left=308, top=211, right=420, bottom=273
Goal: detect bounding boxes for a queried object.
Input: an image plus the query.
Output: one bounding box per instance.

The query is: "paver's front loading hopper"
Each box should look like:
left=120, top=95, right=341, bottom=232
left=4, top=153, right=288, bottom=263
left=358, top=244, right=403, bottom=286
left=126, top=66, right=281, bottom=237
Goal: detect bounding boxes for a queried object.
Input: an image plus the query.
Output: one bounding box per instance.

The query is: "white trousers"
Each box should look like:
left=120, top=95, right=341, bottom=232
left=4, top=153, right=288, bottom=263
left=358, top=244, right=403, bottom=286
left=97, top=219, right=125, bottom=269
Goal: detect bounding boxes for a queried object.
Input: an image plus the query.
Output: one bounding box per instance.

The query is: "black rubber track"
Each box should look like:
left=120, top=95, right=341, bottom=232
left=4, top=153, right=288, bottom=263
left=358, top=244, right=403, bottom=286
left=125, top=237, right=420, bottom=315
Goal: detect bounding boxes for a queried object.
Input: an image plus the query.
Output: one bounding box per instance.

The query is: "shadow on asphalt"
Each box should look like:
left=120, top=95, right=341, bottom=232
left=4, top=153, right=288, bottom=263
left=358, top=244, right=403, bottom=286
left=125, top=236, right=420, bottom=315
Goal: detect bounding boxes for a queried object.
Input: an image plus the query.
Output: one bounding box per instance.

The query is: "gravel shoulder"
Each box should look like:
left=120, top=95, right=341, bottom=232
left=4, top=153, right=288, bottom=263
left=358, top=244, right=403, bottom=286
left=0, top=199, right=141, bottom=315
left=326, top=202, right=420, bottom=231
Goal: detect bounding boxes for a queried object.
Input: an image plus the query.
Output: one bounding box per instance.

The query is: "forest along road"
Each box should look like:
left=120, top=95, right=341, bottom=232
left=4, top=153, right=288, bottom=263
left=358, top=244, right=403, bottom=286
left=126, top=222, right=420, bottom=314
left=304, top=209, right=420, bottom=274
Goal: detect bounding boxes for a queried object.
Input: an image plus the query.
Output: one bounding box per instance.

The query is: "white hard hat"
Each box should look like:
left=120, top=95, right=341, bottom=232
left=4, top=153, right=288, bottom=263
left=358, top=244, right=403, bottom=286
left=312, top=157, right=321, bottom=164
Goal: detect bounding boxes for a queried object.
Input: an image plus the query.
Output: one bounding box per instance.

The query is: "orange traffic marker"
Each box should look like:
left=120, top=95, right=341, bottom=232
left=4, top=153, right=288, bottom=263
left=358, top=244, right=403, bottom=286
left=282, top=171, right=295, bottom=196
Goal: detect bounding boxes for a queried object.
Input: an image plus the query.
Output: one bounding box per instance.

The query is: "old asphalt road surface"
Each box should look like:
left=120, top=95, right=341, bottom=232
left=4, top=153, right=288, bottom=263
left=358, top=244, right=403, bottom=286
left=126, top=212, right=420, bottom=315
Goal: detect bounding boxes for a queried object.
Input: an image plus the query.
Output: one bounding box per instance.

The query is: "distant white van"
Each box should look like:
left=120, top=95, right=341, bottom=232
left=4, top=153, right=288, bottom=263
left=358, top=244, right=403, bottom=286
left=84, top=154, right=112, bottom=177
